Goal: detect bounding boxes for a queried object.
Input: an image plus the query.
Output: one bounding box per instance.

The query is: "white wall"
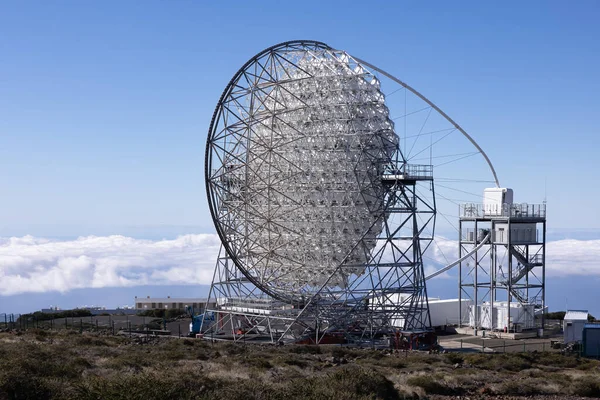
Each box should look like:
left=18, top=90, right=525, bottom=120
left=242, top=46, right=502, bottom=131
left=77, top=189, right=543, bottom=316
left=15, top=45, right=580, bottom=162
left=494, top=223, right=537, bottom=244
left=564, top=320, right=586, bottom=343
left=390, top=299, right=472, bottom=328
left=469, top=303, right=535, bottom=330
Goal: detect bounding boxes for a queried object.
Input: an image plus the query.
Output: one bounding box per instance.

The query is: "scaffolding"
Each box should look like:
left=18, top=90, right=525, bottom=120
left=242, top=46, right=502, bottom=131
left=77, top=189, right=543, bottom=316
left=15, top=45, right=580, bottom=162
left=458, top=202, right=546, bottom=332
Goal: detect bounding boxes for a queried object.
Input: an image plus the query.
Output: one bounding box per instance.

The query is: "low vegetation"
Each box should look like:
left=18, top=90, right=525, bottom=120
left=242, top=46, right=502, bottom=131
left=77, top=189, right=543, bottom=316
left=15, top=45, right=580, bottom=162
left=0, top=330, right=599, bottom=399
left=16, top=309, right=93, bottom=323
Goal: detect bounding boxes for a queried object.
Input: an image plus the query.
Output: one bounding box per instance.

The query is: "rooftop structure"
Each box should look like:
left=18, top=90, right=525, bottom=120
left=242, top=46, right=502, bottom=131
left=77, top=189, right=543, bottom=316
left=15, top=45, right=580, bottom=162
left=565, top=310, right=589, bottom=321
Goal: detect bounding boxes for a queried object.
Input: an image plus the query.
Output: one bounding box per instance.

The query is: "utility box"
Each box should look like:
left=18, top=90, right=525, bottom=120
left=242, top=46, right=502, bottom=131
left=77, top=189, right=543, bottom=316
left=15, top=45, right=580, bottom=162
left=582, top=324, right=600, bottom=357
left=483, top=188, right=513, bottom=216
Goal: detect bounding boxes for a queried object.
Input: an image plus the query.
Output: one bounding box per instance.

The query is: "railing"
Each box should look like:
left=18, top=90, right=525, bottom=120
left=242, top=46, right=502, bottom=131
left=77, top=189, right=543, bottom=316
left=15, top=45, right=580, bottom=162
left=460, top=203, right=546, bottom=219
left=381, top=163, right=433, bottom=181
left=529, top=254, right=543, bottom=264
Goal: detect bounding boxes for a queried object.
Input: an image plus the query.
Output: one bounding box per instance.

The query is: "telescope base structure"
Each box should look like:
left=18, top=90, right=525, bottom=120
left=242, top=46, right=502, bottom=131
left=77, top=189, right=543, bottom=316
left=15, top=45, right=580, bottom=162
left=202, top=172, right=435, bottom=344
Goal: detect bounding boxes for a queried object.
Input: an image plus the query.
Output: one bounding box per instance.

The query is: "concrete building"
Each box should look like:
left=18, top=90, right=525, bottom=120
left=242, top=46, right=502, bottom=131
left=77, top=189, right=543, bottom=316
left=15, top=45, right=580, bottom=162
left=134, top=296, right=215, bottom=312
left=564, top=310, right=588, bottom=343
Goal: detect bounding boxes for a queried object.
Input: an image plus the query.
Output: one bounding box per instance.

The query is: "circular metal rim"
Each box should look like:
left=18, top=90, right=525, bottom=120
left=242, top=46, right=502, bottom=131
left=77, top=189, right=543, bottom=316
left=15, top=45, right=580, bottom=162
left=205, top=40, right=334, bottom=303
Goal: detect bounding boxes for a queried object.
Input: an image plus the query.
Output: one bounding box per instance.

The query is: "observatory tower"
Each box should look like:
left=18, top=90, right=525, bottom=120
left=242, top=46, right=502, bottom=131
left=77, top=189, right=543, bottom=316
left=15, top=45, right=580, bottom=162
left=458, top=188, right=547, bottom=333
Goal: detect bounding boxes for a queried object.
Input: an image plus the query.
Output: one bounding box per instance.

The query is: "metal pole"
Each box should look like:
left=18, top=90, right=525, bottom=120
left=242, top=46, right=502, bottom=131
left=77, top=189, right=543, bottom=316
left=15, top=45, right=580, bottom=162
left=507, top=218, right=512, bottom=333
left=504, top=340, right=506, bottom=353
left=542, top=219, right=546, bottom=332
left=458, top=218, right=462, bottom=328
left=474, top=220, right=478, bottom=332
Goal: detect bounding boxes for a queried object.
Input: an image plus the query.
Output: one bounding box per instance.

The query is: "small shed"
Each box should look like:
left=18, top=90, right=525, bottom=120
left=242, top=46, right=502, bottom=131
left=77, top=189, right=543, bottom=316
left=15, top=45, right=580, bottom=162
left=564, top=310, right=588, bottom=343
left=582, top=324, right=600, bottom=358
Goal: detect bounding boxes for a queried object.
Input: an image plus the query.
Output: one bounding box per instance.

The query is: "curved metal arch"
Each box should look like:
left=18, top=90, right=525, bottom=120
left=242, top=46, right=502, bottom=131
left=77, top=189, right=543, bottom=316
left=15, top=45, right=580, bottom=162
left=345, top=53, right=500, bottom=188
left=205, top=40, right=335, bottom=304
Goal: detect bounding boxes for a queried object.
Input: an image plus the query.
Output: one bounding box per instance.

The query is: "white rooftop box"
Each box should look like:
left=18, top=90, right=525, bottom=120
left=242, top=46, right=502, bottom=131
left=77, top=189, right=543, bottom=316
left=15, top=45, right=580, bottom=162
left=483, top=188, right=513, bottom=216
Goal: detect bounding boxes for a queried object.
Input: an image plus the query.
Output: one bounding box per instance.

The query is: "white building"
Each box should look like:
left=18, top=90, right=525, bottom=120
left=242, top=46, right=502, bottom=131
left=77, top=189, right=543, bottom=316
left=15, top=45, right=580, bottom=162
left=134, top=296, right=215, bottom=311
left=469, top=302, right=535, bottom=331
left=564, top=310, right=588, bottom=343
left=381, top=294, right=472, bottom=328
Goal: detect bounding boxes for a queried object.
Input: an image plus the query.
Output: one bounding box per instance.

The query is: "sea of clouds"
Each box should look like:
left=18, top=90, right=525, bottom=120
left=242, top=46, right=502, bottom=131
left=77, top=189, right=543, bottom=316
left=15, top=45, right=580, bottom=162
left=0, top=234, right=598, bottom=296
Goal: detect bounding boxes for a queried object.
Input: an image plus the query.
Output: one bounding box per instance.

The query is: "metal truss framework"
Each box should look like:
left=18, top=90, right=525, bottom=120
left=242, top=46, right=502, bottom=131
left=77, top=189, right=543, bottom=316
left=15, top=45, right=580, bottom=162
left=204, top=169, right=435, bottom=343
left=204, top=40, right=436, bottom=344
left=458, top=204, right=547, bottom=332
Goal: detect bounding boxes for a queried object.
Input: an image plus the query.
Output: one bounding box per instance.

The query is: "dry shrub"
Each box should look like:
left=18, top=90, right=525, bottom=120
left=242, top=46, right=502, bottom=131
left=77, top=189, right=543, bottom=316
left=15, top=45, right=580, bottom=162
left=546, top=372, right=573, bottom=386
left=286, top=365, right=401, bottom=400
left=75, top=336, right=110, bottom=347
left=406, top=374, right=459, bottom=395
left=571, top=375, right=600, bottom=397
left=495, top=377, right=556, bottom=396
left=75, top=371, right=215, bottom=400
left=243, top=356, right=273, bottom=370
left=465, top=353, right=532, bottom=371
left=444, top=352, right=464, bottom=365
left=281, top=358, right=308, bottom=368
left=289, top=345, right=321, bottom=355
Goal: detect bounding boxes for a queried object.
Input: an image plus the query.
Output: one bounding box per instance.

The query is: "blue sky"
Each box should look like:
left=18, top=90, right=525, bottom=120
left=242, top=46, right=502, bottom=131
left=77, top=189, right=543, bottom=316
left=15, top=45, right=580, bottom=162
left=1, top=1, right=599, bottom=314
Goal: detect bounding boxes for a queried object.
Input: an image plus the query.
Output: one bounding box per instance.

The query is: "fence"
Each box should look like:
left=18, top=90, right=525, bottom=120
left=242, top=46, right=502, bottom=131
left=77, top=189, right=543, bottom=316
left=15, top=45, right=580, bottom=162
left=446, top=338, right=561, bottom=353
left=0, top=313, right=191, bottom=338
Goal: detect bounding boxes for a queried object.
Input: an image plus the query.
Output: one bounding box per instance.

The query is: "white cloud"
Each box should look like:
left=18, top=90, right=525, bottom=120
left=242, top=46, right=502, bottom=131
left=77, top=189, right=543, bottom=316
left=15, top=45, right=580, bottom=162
left=0, top=234, right=598, bottom=296
left=422, top=237, right=600, bottom=279
left=0, top=234, right=221, bottom=296
left=546, top=239, right=600, bottom=276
